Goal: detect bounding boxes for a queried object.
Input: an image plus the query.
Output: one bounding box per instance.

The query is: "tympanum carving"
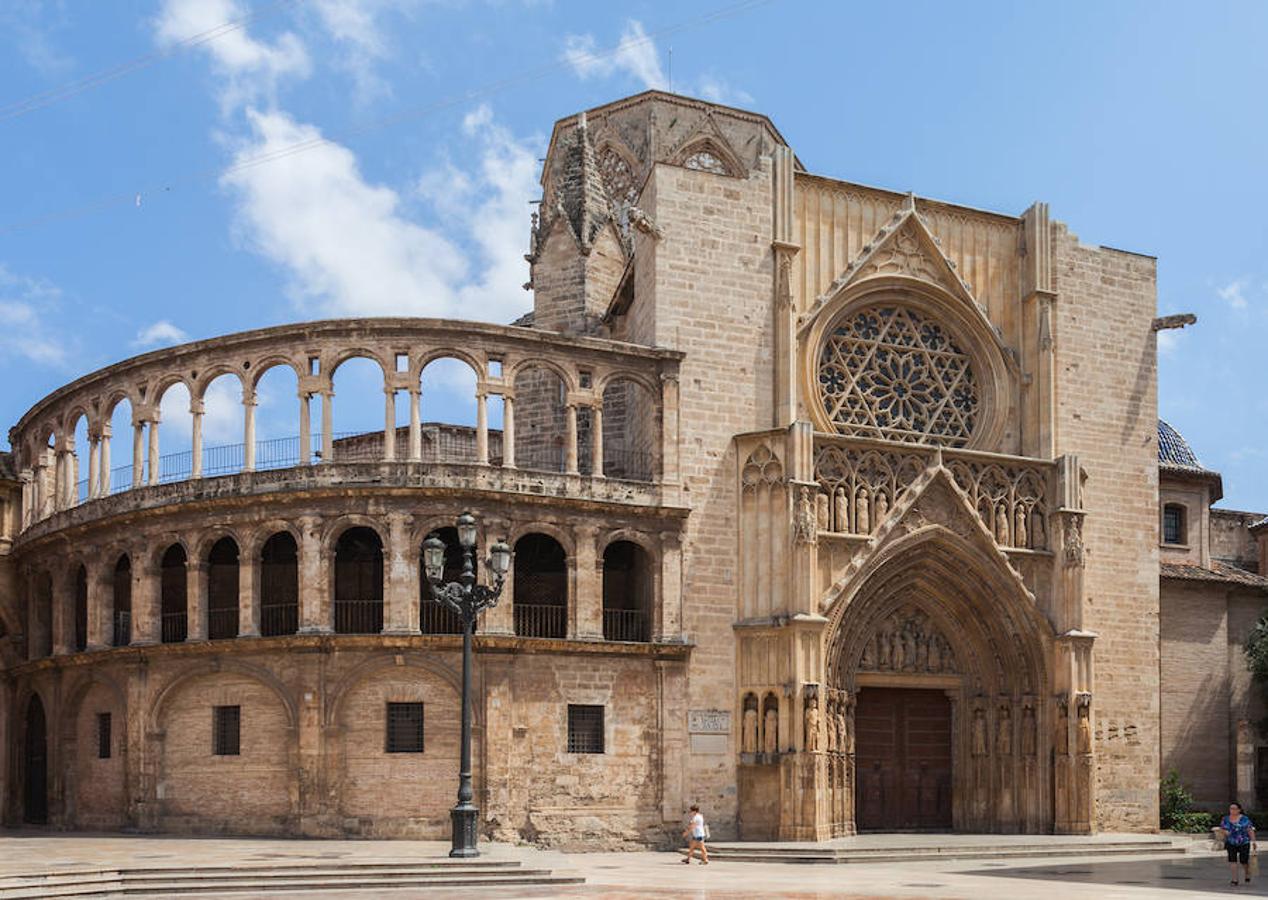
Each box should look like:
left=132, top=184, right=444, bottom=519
left=857, top=606, right=957, bottom=675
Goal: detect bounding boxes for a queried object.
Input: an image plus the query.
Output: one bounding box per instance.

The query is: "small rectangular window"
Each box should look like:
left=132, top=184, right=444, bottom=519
left=386, top=702, right=425, bottom=753
left=395, top=353, right=409, bottom=372
left=567, top=704, right=605, bottom=754
left=308, top=356, right=320, bottom=375
left=213, top=705, right=241, bottom=756
left=97, top=712, right=112, bottom=759
left=488, top=359, right=502, bottom=378
left=1163, top=505, right=1185, bottom=545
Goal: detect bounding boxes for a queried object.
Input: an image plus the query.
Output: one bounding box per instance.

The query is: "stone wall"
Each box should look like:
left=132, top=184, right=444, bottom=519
left=1213, top=509, right=1263, bottom=571
left=1052, top=226, right=1160, bottom=830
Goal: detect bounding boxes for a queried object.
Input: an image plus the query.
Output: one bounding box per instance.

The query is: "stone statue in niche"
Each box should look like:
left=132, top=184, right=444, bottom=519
left=1056, top=696, right=1069, bottom=755
left=816, top=490, right=830, bottom=531
left=834, top=487, right=848, bottom=533
left=856, top=487, right=870, bottom=533
left=997, top=704, right=1012, bottom=756
left=972, top=707, right=988, bottom=757
left=742, top=704, right=758, bottom=754
left=1076, top=694, right=1092, bottom=755
left=839, top=697, right=854, bottom=755
left=825, top=700, right=838, bottom=752
left=1014, top=507, right=1029, bottom=549
left=805, top=696, right=820, bottom=752
left=1021, top=702, right=1037, bottom=757
left=763, top=706, right=779, bottom=755
left=794, top=487, right=816, bottom=545
left=995, top=500, right=1010, bottom=544
left=874, top=490, right=889, bottom=529
left=1031, top=508, right=1046, bottom=549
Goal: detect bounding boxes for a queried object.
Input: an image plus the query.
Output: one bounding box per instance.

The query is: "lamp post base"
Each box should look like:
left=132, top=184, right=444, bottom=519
left=449, top=803, right=480, bottom=858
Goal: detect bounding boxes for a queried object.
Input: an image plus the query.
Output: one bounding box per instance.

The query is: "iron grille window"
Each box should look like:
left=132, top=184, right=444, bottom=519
left=1163, top=505, right=1186, bottom=545
left=567, top=704, right=605, bottom=754
left=386, top=702, right=424, bottom=753
left=213, top=705, right=241, bottom=756
left=96, top=712, right=111, bottom=759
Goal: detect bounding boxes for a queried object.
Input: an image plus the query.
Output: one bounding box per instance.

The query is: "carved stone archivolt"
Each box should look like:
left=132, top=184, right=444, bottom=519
left=856, top=606, right=958, bottom=675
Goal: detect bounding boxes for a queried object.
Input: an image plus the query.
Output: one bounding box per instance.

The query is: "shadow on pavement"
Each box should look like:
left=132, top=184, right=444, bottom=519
left=969, top=854, right=1268, bottom=894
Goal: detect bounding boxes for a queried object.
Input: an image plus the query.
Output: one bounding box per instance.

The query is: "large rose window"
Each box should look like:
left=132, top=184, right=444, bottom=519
left=817, top=305, right=979, bottom=446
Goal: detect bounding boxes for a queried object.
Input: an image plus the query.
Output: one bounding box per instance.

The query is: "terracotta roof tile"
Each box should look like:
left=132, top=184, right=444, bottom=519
left=1161, top=560, right=1268, bottom=590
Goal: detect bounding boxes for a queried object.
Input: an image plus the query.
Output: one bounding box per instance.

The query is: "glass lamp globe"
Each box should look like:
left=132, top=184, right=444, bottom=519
left=456, top=511, right=478, bottom=549
left=422, top=536, right=446, bottom=583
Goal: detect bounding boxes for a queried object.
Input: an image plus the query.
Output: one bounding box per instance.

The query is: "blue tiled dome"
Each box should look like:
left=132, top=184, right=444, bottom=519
left=1158, top=419, right=1203, bottom=469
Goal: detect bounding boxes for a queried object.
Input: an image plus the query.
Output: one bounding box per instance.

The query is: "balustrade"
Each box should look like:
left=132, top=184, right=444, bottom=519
left=602, top=608, right=649, bottom=643
left=514, top=602, right=567, bottom=639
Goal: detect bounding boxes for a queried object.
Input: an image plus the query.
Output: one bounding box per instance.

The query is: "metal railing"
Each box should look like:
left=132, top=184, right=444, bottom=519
left=112, top=610, right=131, bottom=647
left=208, top=607, right=239, bottom=641
left=513, top=602, right=566, bottom=639
left=261, top=601, right=298, bottom=637
left=334, top=597, right=383, bottom=635
left=602, top=608, right=649, bottom=642
left=421, top=602, right=465, bottom=635
left=161, top=611, right=187, bottom=644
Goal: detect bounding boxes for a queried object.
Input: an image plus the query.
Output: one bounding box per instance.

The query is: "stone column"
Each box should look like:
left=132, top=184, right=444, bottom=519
left=131, top=421, right=143, bottom=487
left=501, top=396, right=516, bottom=468
left=320, top=390, right=334, bottom=462
left=98, top=424, right=112, bottom=496
left=298, top=391, right=312, bottom=465
left=590, top=404, right=604, bottom=478
left=656, top=532, right=683, bottom=641
left=384, top=512, right=419, bottom=634
left=146, top=417, right=160, bottom=486
left=19, top=469, right=32, bottom=529
left=481, top=517, right=515, bottom=635
left=187, top=560, right=208, bottom=641
left=132, top=555, right=159, bottom=645
left=243, top=390, right=258, bottom=472
left=572, top=524, right=601, bottom=640
left=86, top=563, right=110, bottom=651
left=298, top=516, right=330, bottom=633
left=87, top=434, right=101, bottom=499
left=190, top=399, right=205, bottom=478
left=382, top=389, right=396, bottom=462
left=565, top=403, right=579, bottom=475
left=407, top=389, right=422, bottom=461
left=239, top=549, right=260, bottom=637
left=660, top=372, right=681, bottom=501
left=475, top=392, right=489, bottom=466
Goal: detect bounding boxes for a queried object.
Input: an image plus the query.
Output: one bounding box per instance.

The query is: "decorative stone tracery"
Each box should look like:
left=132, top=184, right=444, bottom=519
left=817, top=305, right=979, bottom=447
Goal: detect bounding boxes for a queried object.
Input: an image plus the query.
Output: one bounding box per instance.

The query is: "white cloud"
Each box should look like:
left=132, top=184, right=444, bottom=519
left=308, top=0, right=423, bottom=103
left=1156, top=328, right=1180, bottom=356
left=221, top=106, right=537, bottom=324
left=1218, top=278, right=1249, bottom=310
left=0, top=264, right=67, bottom=365
left=697, top=74, right=754, bottom=107
left=563, top=19, right=666, bottom=90
left=155, top=0, right=310, bottom=111
left=0, top=2, right=74, bottom=78
left=133, top=320, right=190, bottom=348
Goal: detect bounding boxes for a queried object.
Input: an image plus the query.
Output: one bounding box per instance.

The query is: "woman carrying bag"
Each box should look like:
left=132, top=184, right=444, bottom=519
left=1221, top=802, right=1257, bottom=885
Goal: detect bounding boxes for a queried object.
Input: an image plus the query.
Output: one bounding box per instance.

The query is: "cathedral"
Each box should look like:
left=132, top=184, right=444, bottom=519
left=1, top=91, right=1265, bottom=844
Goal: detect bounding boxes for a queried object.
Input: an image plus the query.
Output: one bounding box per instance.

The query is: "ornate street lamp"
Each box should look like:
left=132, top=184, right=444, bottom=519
left=423, top=512, right=511, bottom=858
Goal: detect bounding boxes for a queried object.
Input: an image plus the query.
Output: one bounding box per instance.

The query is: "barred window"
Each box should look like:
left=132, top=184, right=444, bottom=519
left=567, top=704, right=605, bottom=754
left=1163, top=504, right=1187, bottom=545
left=386, top=702, right=424, bottom=753
left=96, top=712, right=112, bottom=759
left=213, top=705, right=241, bottom=756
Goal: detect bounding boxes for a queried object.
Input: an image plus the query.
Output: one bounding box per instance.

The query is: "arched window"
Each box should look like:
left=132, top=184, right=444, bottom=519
left=335, top=527, right=383, bottom=634
left=208, top=537, right=240, bottom=640
left=419, top=526, right=471, bottom=635
left=601, top=378, right=656, bottom=481
left=818, top=304, right=979, bottom=447
left=73, top=565, right=88, bottom=652
left=260, top=532, right=299, bottom=636
left=602, top=540, right=651, bottom=642
left=23, top=694, right=48, bottom=824
left=1163, top=504, right=1188, bottom=546
left=112, top=555, right=132, bottom=647
left=160, top=544, right=188, bottom=643
left=514, top=534, right=567, bottom=639
left=513, top=366, right=567, bottom=473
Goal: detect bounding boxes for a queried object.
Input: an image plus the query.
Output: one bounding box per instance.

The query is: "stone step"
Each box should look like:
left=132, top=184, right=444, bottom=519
left=695, top=839, right=1186, bottom=864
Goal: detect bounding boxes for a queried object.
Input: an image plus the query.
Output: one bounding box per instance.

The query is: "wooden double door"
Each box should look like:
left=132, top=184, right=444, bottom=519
left=855, top=687, right=952, bottom=831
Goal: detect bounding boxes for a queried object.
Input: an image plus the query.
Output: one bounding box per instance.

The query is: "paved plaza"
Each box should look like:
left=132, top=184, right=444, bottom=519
left=0, top=831, right=1261, bottom=899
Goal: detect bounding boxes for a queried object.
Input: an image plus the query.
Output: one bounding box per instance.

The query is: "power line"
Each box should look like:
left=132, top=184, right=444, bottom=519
left=0, top=0, right=300, bottom=123
left=1, top=0, right=774, bottom=236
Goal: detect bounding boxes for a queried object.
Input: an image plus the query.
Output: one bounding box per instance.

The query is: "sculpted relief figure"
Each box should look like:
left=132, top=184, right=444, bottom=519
left=1021, top=702, right=1037, bottom=757
left=1014, top=506, right=1029, bottom=549
left=1031, top=508, right=1046, bottom=549
left=994, top=500, right=1010, bottom=544
left=874, top=490, right=889, bottom=529
left=858, top=609, right=958, bottom=675
left=833, top=487, right=848, bottom=533
left=815, top=490, right=830, bottom=531
left=794, top=486, right=817, bottom=544
left=856, top=487, right=870, bottom=533
left=742, top=705, right=758, bottom=754
left=805, top=696, right=820, bottom=752
left=972, top=707, right=988, bottom=757
left=840, top=696, right=855, bottom=755
left=763, top=706, right=779, bottom=755
left=1076, top=695, right=1093, bottom=755
left=1056, top=697, right=1070, bottom=755
left=996, top=704, right=1012, bottom=756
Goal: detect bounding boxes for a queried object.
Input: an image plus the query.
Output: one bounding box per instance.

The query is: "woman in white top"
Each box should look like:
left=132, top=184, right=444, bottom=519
left=682, top=804, right=709, bottom=864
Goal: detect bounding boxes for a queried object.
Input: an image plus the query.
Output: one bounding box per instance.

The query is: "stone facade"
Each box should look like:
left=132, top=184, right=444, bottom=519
left=0, top=90, right=1262, bottom=844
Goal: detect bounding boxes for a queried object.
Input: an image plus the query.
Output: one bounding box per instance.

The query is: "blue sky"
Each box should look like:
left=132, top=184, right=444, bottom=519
left=1, top=0, right=1265, bottom=510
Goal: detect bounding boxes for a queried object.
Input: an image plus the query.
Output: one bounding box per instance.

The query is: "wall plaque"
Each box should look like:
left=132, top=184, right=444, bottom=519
left=688, top=709, right=730, bottom=734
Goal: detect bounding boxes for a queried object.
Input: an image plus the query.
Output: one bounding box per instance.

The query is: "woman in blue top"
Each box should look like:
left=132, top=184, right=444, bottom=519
left=1222, top=801, right=1257, bottom=885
